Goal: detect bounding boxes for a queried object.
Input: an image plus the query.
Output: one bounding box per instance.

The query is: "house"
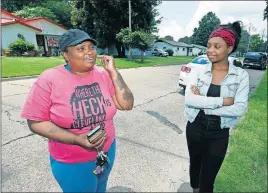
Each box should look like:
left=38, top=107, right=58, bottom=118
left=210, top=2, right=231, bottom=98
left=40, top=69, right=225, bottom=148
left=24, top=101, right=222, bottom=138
left=1, top=9, right=68, bottom=56
left=153, top=39, right=193, bottom=56
left=191, top=44, right=207, bottom=56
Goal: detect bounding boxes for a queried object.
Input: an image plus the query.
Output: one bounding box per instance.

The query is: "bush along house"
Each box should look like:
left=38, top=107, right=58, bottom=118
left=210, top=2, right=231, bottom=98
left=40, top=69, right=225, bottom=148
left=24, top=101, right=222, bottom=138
left=1, top=9, right=67, bottom=56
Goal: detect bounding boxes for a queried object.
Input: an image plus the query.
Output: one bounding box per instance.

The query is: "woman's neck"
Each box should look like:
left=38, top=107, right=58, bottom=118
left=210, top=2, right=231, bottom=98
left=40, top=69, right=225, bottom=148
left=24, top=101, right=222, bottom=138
left=72, top=71, right=90, bottom=76
left=65, top=64, right=92, bottom=76
left=212, top=58, right=229, bottom=71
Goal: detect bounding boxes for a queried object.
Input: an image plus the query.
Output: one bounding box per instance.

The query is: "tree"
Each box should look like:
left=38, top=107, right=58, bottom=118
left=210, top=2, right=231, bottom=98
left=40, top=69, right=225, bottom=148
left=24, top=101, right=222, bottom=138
left=236, top=28, right=250, bottom=55
left=1, top=0, right=43, bottom=12
left=250, top=34, right=264, bottom=52
left=264, top=0, right=268, bottom=20
left=163, top=35, right=174, bottom=41
left=14, top=6, right=58, bottom=22
left=40, top=1, right=73, bottom=28
left=71, top=0, right=161, bottom=58
left=3, top=0, right=73, bottom=29
left=260, top=41, right=267, bottom=52
left=116, top=28, right=155, bottom=61
left=116, top=28, right=132, bottom=49
left=192, top=12, right=221, bottom=46
left=178, top=36, right=193, bottom=44
left=131, top=30, right=155, bottom=61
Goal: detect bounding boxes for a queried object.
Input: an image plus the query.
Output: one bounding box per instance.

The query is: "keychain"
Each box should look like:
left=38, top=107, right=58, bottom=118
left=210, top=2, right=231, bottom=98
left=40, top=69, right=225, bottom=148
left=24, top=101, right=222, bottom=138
left=93, top=151, right=109, bottom=175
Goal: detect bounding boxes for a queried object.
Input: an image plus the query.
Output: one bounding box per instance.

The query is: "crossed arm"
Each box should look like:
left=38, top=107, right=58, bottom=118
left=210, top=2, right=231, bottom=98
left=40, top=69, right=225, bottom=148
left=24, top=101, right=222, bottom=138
left=205, top=71, right=249, bottom=117
left=185, top=68, right=249, bottom=117
left=185, top=68, right=224, bottom=109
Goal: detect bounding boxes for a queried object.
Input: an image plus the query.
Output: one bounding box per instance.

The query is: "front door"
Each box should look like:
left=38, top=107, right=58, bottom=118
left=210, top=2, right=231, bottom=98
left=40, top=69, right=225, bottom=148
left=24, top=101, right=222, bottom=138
left=36, top=35, right=46, bottom=56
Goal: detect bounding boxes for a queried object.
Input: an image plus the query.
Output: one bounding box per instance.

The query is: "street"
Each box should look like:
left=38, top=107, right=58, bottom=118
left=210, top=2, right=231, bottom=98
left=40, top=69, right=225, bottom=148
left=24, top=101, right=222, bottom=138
left=1, top=65, right=265, bottom=192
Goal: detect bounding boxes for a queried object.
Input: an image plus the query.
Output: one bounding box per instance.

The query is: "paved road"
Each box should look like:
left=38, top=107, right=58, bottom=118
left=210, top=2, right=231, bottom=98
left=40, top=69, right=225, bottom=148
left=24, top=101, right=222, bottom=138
left=1, top=65, right=265, bottom=192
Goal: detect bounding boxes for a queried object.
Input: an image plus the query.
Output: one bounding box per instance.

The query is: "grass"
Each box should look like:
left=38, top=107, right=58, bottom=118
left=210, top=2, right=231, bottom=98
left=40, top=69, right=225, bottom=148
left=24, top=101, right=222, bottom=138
left=1, top=55, right=195, bottom=78
left=214, top=71, right=267, bottom=192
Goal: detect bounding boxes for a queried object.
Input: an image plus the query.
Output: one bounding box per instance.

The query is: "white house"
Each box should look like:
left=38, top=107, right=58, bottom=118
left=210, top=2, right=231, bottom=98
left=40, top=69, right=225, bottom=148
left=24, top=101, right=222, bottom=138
left=1, top=9, right=68, bottom=56
left=153, top=39, right=194, bottom=56
left=191, top=44, right=207, bottom=56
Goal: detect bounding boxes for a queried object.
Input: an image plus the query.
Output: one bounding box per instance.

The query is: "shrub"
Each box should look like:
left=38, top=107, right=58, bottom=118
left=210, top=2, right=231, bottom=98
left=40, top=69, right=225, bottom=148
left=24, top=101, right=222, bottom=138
left=166, top=49, right=174, bottom=56
left=8, top=39, right=35, bottom=56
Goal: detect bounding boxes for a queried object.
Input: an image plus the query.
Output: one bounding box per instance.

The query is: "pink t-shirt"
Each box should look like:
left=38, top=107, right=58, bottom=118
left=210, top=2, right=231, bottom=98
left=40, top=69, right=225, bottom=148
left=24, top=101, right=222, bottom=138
left=21, top=65, right=117, bottom=163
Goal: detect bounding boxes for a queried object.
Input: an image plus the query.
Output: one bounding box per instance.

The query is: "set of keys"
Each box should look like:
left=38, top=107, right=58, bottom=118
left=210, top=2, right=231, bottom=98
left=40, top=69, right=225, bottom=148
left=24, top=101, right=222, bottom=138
left=93, top=151, right=110, bottom=175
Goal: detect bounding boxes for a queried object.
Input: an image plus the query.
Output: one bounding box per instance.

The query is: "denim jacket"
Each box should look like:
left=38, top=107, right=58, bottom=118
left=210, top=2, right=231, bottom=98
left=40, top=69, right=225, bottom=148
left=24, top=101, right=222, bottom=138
left=184, top=61, right=249, bottom=129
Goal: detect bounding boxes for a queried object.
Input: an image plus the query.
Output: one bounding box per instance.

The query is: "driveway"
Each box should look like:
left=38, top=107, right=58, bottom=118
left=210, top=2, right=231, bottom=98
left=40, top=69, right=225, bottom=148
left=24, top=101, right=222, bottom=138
left=1, top=65, right=265, bottom=192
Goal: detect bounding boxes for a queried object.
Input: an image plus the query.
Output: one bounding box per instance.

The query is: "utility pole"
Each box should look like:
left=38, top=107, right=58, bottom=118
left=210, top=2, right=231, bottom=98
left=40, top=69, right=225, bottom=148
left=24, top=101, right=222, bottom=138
left=261, top=28, right=265, bottom=41
left=246, top=25, right=252, bottom=53
left=246, top=23, right=256, bottom=53
left=128, top=0, right=132, bottom=60
left=261, top=28, right=265, bottom=52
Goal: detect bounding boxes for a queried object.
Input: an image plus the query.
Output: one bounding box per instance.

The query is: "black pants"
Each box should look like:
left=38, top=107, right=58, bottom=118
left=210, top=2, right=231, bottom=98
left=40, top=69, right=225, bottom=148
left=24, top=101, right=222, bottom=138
left=186, top=111, right=230, bottom=193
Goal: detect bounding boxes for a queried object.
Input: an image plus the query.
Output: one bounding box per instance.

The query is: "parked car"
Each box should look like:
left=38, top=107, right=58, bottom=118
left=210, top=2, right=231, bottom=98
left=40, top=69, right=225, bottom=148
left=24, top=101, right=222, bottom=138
left=178, top=54, right=243, bottom=90
left=243, top=52, right=267, bottom=70
left=229, top=53, right=244, bottom=68
left=152, top=48, right=168, bottom=57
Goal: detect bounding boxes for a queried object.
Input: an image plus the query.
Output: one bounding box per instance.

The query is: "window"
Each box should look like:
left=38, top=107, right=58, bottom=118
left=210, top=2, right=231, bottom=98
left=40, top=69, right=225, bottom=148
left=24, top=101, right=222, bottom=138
left=183, top=48, right=185, bottom=51
left=244, top=52, right=262, bottom=59
left=190, top=57, right=210, bottom=65
left=189, top=49, right=192, bottom=52
left=177, top=47, right=180, bottom=51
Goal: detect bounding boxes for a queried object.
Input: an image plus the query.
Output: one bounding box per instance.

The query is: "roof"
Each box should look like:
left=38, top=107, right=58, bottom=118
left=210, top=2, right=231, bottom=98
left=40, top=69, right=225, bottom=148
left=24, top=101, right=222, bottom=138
left=1, top=9, right=68, bottom=31
left=1, top=9, right=23, bottom=20
left=155, top=39, right=193, bottom=48
left=22, top=17, right=68, bottom=30
left=1, top=9, right=42, bottom=32
left=1, top=20, right=42, bottom=32
left=1, top=18, right=16, bottom=23
left=191, top=44, right=207, bottom=49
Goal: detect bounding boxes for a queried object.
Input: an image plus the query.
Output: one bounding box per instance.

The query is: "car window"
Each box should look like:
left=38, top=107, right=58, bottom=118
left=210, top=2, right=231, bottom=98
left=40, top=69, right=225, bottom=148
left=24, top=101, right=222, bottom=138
left=191, top=57, right=210, bottom=65
left=245, top=52, right=262, bottom=59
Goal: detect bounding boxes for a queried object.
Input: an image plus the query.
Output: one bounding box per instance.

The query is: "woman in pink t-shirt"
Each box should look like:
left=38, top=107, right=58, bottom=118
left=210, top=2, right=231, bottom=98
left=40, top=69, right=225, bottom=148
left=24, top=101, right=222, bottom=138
left=21, top=29, right=134, bottom=192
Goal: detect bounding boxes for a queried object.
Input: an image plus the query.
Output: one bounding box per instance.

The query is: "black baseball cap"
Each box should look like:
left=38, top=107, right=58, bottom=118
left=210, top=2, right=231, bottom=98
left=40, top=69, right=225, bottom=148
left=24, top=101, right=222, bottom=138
left=58, top=29, right=97, bottom=51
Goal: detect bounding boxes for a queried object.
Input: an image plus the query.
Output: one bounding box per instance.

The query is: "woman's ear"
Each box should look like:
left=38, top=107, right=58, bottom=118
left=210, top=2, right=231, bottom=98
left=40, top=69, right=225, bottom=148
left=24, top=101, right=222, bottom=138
left=62, top=52, right=69, bottom=62
left=227, top=46, right=234, bottom=55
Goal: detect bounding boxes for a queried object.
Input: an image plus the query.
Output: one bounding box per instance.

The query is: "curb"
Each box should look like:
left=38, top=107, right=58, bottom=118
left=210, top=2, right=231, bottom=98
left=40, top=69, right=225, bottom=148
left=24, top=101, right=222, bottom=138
left=2, top=75, right=39, bottom=82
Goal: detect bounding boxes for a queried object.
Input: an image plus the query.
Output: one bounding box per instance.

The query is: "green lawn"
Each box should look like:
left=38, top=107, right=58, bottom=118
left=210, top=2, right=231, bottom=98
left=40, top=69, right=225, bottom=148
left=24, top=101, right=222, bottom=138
left=215, top=71, right=267, bottom=192
left=1, top=56, right=195, bottom=78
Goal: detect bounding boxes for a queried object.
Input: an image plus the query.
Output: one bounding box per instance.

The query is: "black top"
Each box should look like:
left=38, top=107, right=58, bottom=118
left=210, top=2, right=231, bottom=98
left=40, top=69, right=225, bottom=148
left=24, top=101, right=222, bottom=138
left=207, top=84, right=221, bottom=97
left=199, top=84, right=221, bottom=122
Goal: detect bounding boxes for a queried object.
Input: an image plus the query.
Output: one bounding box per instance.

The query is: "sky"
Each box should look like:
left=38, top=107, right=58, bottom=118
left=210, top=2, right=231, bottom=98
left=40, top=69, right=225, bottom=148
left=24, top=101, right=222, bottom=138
left=155, top=1, right=267, bottom=41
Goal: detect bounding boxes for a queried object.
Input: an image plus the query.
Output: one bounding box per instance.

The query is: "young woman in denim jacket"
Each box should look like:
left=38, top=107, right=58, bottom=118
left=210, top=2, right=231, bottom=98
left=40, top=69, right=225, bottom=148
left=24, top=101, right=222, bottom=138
left=184, top=21, right=249, bottom=193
